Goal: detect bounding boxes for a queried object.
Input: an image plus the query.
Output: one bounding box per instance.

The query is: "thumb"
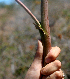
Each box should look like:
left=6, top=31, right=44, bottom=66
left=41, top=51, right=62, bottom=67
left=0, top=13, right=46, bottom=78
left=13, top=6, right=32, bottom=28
left=25, top=40, right=43, bottom=79
left=30, top=40, right=43, bottom=69
left=35, top=40, right=43, bottom=60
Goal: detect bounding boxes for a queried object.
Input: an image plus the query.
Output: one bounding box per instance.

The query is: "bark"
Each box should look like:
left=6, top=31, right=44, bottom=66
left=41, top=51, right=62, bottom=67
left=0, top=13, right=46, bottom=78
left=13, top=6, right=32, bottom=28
left=41, top=0, right=51, bottom=67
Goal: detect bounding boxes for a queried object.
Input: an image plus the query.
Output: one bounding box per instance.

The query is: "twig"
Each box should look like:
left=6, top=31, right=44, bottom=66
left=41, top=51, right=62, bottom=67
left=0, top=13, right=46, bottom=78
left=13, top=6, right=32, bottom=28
left=15, top=0, right=40, bottom=26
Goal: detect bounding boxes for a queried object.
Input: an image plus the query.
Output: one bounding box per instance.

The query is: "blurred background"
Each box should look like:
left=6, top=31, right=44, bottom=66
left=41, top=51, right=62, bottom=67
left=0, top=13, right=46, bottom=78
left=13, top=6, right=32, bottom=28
left=0, top=0, right=70, bottom=79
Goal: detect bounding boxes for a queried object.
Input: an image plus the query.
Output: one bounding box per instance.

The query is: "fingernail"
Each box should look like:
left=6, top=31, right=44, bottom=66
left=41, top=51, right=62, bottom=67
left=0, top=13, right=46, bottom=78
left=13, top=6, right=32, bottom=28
left=45, top=58, right=51, bottom=63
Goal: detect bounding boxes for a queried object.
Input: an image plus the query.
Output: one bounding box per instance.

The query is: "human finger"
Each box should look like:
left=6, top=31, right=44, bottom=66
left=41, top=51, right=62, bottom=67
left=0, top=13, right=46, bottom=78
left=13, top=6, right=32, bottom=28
left=25, top=40, right=43, bottom=79
left=35, top=40, right=43, bottom=60
left=45, top=46, right=61, bottom=63
left=41, top=60, right=61, bottom=76
left=31, top=40, right=43, bottom=70
left=42, top=69, right=64, bottom=79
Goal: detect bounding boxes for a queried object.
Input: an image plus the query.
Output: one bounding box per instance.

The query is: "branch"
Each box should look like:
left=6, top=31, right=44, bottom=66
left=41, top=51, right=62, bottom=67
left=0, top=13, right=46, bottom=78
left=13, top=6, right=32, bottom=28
left=15, top=0, right=51, bottom=67
left=41, top=0, right=51, bottom=67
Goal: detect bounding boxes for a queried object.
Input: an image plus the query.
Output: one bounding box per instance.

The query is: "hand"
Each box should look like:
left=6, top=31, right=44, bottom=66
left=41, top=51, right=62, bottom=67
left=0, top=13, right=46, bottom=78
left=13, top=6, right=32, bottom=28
left=25, top=40, right=64, bottom=79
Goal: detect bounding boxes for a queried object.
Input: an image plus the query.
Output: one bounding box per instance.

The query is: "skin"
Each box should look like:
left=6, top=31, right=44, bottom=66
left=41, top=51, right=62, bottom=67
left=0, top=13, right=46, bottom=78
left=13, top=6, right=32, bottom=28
left=25, top=40, right=64, bottom=79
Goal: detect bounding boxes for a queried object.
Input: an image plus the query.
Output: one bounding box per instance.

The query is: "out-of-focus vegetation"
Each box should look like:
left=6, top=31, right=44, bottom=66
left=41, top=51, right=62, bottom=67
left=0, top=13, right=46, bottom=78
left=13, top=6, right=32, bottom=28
left=0, top=0, right=70, bottom=79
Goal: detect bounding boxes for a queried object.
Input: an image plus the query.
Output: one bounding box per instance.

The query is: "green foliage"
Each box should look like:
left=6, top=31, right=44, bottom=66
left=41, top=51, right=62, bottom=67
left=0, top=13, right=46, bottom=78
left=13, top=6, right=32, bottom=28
left=5, top=4, right=15, bottom=10
left=0, top=2, right=5, bottom=8
left=23, top=0, right=40, bottom=2
left=14, top=66, right=28, bottom=76
left=23, top=0, right=41, bottom=5
left=62, top=9, right=70, bottom=21
left=0, top=2, right=15, bottom=10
